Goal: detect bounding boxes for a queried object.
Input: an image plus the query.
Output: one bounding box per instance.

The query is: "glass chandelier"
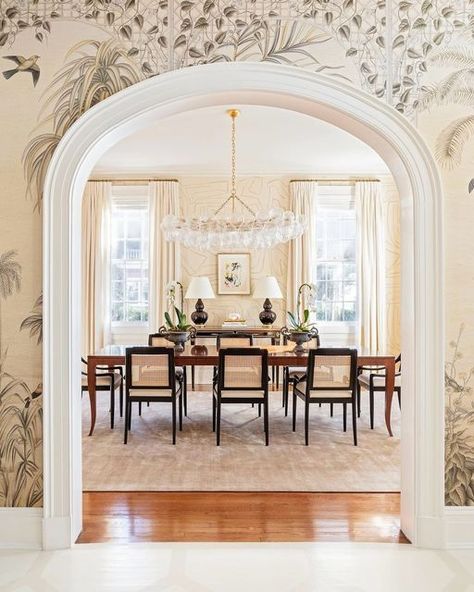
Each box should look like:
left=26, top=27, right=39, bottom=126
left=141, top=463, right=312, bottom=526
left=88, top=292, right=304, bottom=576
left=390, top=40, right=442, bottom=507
left=161, top=108, right=306, bottom=250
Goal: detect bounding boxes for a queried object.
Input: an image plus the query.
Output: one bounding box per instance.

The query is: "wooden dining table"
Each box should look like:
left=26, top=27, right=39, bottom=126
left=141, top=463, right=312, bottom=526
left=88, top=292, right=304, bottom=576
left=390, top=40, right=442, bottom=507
left=87, top=344, right=397, bottom=437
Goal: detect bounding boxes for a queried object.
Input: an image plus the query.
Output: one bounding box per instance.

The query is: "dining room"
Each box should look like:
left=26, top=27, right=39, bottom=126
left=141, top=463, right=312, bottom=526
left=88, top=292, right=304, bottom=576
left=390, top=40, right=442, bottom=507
left=79, top=103, right=403, bottom=544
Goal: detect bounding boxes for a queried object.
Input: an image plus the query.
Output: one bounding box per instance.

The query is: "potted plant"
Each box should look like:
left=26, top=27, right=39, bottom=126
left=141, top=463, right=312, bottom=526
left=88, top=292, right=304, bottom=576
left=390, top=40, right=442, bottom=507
left=159, top=306, right=196, bottom=352
left=282, top=283, right=319, bottom=353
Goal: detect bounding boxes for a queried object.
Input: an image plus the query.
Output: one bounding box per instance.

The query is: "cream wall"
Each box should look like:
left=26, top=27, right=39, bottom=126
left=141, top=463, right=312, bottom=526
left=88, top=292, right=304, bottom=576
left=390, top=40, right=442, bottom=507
left=0, top=0, right=471, bottom=508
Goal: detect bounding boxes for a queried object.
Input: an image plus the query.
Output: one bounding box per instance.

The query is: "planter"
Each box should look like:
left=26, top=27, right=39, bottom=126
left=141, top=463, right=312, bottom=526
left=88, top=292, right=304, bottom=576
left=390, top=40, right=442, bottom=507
left=158, top=327, right=196, bottom=353
left=282, top=327, right=319, bottom=353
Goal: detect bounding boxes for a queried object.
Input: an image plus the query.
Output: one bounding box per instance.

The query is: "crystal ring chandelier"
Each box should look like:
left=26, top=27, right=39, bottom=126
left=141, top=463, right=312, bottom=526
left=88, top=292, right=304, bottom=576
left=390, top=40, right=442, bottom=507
left=161, top=108, right=306, bottom=250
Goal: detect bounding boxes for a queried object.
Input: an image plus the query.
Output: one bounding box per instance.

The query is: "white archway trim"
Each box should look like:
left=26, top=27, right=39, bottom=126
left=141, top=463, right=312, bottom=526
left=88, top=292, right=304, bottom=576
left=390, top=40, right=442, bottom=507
left=42, top=62, right=448, bottom=549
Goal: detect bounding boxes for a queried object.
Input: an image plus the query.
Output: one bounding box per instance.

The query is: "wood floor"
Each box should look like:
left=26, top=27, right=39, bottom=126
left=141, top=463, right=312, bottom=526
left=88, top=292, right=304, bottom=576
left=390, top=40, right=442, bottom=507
left=77, top=492, right=409, bottom=544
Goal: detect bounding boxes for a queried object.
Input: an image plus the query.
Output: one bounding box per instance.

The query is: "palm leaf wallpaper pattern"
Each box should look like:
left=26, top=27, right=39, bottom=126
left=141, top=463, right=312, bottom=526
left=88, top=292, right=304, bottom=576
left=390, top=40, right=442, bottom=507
left=0, top=0, right=473, bottom=507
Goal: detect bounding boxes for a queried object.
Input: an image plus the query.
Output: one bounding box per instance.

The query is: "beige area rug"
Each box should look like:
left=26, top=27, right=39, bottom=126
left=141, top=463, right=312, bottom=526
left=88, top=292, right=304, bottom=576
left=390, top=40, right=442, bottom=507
left=82, top=387, right=400, bottom=492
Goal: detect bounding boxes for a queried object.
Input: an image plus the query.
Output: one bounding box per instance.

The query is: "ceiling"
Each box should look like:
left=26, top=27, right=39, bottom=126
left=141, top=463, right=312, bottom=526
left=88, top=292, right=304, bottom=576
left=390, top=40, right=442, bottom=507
left=93, top=104, right=389, bottom=176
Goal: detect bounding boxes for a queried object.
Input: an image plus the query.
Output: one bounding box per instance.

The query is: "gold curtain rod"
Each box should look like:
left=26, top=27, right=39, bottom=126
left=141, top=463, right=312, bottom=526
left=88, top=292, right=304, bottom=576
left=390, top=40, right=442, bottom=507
left=89, top=178, right=179, bottom=183
left=290, top=178, right=380, bottom=183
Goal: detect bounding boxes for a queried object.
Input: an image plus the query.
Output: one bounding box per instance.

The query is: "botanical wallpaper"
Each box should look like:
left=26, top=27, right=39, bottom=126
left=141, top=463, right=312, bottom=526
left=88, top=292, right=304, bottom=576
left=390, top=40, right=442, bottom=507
left=0, top=0, right=472, bottom=507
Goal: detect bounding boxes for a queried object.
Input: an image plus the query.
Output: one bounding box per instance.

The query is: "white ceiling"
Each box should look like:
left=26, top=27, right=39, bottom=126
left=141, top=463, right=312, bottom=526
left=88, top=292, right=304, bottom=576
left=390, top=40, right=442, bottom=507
left=93, top=105, right=389, bottom=176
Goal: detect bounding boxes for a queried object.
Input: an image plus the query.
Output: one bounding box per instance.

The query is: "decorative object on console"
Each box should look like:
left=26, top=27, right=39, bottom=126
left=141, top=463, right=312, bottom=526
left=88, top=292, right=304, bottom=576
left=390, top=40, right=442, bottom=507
left=282, top=282, right=319, bottom=353
left=217, top=253, right=251, bottom=295
left=161, top=109, right=305, bottom=250
left=159, top=306, right=196, bottom=352
left=253, top=276, right=283, bottom=325
left=184, top=276, right=215, bottom=325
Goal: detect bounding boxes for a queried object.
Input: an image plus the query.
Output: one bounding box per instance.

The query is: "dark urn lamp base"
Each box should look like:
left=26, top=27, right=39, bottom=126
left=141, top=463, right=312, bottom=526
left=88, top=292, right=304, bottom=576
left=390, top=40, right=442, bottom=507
left=191, top=298, right=208, bottom=325
left=259, top=298, right=276, bottom=325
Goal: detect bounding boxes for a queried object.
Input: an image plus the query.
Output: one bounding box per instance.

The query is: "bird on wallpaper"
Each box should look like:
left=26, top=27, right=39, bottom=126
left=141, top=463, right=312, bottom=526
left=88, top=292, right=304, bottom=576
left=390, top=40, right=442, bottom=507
left=2, top=55, right=40, bottom=86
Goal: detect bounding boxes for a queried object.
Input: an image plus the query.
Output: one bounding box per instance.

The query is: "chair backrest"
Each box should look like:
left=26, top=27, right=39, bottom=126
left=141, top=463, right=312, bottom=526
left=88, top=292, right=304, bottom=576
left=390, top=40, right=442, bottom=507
left=125, top=347, right=175, bottom=392
left=395, top=354, right=401, bottom=374
left=148, top=334, right=173, bottom=347
left=218, top=348, right=268, bottom=392
left=217, top=333, right=254, bottom=349
left=306, top=348, right=357, bottom=393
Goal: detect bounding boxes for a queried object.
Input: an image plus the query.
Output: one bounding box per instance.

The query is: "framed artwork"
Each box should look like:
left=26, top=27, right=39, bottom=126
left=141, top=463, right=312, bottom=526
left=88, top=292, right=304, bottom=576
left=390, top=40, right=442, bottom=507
left=217, top=253, right=251, bottom=295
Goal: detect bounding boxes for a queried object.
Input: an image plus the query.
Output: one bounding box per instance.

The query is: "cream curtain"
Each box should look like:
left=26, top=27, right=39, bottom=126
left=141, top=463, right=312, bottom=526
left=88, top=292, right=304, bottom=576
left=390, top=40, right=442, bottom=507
left=149, top=181, right=181, bottom=331
left=286, top=181, right=318, bottom=313
left=356, top=181, right=386, bottom=354
left=82, top=181, right=112, bottom=356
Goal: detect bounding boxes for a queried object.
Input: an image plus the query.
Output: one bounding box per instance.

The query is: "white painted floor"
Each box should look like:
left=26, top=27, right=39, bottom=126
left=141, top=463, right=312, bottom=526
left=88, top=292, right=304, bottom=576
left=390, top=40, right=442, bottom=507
left=1, top=543, right=474, bottom=591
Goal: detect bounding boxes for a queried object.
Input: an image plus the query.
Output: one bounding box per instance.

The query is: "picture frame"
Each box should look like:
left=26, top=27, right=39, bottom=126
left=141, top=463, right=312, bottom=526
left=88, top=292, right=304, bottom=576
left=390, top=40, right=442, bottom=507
left=217, top=253, right=251, bottom=295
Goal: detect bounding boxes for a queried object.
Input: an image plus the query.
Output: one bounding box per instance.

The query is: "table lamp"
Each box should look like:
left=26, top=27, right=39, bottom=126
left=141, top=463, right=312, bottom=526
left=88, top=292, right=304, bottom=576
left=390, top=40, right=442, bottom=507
left=253, top=276, right=283, bottom=325
left=185, top=276, right=215, bottom=325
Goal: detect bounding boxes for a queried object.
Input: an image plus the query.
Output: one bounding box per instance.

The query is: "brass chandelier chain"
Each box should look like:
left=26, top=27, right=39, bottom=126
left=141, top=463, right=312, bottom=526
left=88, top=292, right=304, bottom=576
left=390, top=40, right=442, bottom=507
left=213, top=109, right=255, bottom=217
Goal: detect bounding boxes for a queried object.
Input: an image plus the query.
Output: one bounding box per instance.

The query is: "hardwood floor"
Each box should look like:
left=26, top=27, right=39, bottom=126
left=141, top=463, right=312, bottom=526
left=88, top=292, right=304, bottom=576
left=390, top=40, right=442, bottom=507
left=77, top=492, right=409, bottom=544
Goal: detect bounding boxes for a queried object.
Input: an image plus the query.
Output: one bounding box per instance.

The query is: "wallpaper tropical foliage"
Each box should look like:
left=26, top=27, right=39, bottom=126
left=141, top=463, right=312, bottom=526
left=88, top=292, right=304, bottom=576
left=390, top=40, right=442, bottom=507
left=0, top=0, right=473, bottom=507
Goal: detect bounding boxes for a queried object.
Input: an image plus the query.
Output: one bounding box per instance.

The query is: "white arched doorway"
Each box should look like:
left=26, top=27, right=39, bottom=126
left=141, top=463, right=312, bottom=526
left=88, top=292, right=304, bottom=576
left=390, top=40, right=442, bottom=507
left=43, top=62, right=445, bottom=549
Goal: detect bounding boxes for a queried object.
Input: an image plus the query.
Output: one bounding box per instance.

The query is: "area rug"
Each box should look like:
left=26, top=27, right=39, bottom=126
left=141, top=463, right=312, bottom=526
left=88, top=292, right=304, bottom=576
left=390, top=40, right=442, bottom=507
left=82, top=387, right=400, bottom=491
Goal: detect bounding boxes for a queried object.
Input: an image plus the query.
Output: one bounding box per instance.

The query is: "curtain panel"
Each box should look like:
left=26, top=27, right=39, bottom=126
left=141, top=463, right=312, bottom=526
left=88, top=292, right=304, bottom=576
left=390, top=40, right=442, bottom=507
left=286, top=181, right=318, bottom=314
left=356, top=181, right=386, bottom=354
left=149, top=181, right=181, bottom=331
left=82, top=181, right=112, bottom=356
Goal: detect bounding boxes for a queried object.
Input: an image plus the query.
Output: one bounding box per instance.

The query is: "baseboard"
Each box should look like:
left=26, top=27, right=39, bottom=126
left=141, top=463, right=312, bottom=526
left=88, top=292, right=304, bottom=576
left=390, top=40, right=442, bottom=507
left=444, top=507, right=474, bottom=548
left=0, top=507, right=43, bottom=549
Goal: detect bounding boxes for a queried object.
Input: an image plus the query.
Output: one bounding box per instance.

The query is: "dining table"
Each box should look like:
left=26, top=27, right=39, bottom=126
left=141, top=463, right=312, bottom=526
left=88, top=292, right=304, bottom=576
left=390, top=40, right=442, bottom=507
left=86, top=344, right=397, bottom=437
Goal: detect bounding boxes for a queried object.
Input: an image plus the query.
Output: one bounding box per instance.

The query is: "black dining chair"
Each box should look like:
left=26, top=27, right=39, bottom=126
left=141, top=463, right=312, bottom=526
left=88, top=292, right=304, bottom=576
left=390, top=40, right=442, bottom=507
left=292, top=348, right=358, bottom=446
left=213, top=347, right=270, bottom=446
left=148, top=334, right=188, bottom=416
left=124, top=347, right=183, bottom=445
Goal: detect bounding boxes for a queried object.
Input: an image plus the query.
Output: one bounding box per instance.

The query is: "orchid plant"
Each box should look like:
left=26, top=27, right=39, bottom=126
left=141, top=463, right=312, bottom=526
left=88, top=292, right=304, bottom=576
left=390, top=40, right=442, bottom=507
left=164, top=306, right=192, bottom=332
left=286, top=282, right=318, bottom=333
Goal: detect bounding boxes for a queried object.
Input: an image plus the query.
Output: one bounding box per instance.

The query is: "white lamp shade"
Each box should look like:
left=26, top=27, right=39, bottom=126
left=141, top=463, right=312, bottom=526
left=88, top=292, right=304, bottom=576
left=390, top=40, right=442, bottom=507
left=185, top=276, right=216, bottom=299
left=253, top=276, right=283, bottom=299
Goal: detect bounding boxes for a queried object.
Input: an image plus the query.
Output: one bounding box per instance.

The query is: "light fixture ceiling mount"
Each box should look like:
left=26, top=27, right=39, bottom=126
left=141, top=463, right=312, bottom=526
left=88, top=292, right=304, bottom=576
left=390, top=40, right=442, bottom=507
left=161, top=108, right=305, bottom=250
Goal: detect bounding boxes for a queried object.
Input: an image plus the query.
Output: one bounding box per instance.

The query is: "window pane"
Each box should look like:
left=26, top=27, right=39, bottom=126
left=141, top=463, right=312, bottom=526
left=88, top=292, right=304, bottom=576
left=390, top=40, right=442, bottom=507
left=112, top=239, right=125, bottom=260
left=112, top=302, right=124, bottom=322
left=314, top=198, right=358, bottom=324
left=110, top=195, right=149, bottom=326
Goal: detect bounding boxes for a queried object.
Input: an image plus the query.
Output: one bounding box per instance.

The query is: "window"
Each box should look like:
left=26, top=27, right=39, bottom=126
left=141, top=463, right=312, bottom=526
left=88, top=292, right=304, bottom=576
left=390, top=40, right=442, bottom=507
left=110, top=187, right=149, bottom=325
left=314, top=186, right=357, bottom=323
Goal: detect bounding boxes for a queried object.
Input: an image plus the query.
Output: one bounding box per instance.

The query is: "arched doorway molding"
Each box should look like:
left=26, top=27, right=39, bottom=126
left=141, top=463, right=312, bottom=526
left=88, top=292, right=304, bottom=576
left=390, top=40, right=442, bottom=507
left=42, top=62, right=445, bottom=549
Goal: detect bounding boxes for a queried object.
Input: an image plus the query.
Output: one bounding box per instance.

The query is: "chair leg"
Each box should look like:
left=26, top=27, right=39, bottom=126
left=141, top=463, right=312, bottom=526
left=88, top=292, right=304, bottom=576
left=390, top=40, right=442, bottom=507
left=258, top=403, right=262, bottom=417
left=357, top=382, right=361, bottom=418
left=212, top=394, right=216, bottom=432
left=128, top=401, right=132, bottom=431
left=343, top=403, right=347, bottom=432
left=119, top=380, right=123, bottom=418
left=191, top=366, right=195, bottom=390
left=264, top=398, right=269, bottom=446
left=330, top=403, right=334, bottom=417
left=179, top=392, right=183, bottom=431
left=352, top=399, right=358, bottom=446
left=276, top=367, right=279, bottom=390
left=369, top=390, right=375, bottom=429
left=139, top=401, right=142, bottom=416
left=110, top=386, right=115, bottom=430
left=272, top=366, right=275, bottom=387
left=183, top=367, right=188, bottom=417
left=397, top=389, right=401, bottom=410
left=304, top=400, right=310, bottom=446
left=216, top=399, right=221, bottom=446
left=172, top=398, right=176, bottom=445
left=124, top=400, right=130, bottom=444
left=292, top=391, right=297, bottom=432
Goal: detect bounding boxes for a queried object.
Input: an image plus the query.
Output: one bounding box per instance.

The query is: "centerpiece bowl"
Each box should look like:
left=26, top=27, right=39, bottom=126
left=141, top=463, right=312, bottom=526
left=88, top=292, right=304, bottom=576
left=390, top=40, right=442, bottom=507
left=158, top=307, right=196, bottom=352
left=281, top=326, right=319, bottom=353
